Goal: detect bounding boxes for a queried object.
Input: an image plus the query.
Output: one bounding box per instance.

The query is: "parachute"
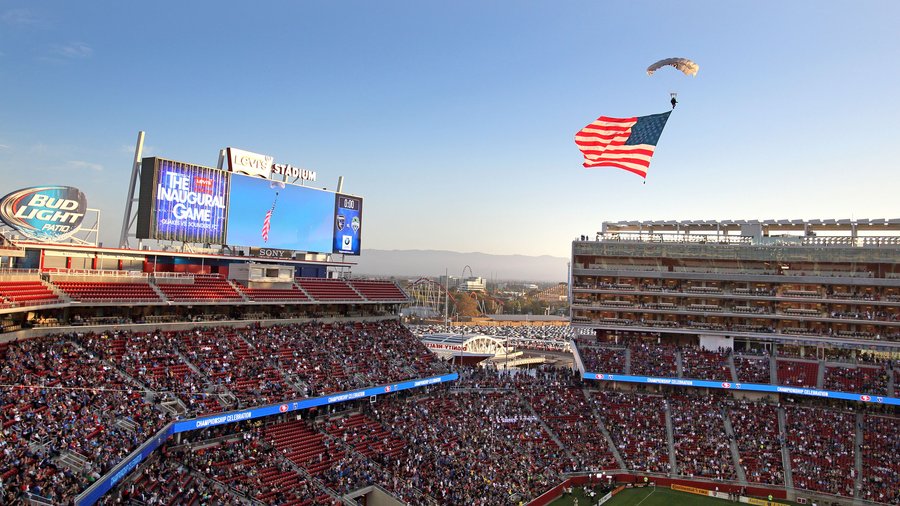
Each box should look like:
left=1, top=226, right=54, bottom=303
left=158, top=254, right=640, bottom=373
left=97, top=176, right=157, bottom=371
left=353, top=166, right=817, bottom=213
left=646, top=57, right=698, bottom=77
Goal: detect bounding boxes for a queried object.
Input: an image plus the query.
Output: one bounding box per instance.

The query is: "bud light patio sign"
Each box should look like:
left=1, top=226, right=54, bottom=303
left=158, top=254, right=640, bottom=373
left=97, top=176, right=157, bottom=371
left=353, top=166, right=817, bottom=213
left=0, top=186, right=88, bottom=242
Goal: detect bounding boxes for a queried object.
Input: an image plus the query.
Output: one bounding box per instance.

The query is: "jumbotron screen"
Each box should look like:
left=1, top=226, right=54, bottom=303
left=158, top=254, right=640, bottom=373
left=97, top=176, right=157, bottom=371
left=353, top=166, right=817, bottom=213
left=226, top=174, right=335, bottom=253
left=136, top=157, right=363, bottom=255
left=136, top=158, right=229, bottom=244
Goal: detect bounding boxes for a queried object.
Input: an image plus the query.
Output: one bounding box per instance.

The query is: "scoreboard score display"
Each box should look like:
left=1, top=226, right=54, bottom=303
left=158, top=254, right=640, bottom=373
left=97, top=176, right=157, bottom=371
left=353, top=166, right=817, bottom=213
left=136, top=157, right=362, bottom=255
left=333, top=194, right=362, bottom=255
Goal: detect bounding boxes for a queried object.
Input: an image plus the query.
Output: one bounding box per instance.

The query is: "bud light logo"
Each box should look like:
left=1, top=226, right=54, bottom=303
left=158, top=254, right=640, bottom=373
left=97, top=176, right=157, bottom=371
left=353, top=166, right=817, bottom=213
left=0, top=186, right=87, bottom=241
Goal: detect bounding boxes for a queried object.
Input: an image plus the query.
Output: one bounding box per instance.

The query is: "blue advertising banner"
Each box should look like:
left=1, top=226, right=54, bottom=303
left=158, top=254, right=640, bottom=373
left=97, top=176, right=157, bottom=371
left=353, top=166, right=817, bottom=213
left=333, top=194, right=362, bottom=255
left=226, top=174, right=335, bottom=252
left=582, top=372, right=900, bottom=406
left=174, top=372, right=458, bottom=433
left=152, top=159, right=228, bottom=243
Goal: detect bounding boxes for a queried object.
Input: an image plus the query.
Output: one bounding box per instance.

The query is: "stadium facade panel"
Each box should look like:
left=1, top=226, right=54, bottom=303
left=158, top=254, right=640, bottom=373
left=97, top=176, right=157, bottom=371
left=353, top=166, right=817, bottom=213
left=570, top=219, right=900, bottom=350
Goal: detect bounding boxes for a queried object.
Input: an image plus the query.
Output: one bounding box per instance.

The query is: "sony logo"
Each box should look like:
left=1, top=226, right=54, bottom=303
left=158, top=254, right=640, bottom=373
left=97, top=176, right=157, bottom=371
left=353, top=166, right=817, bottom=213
left=250, top=247, right=292, bottom=258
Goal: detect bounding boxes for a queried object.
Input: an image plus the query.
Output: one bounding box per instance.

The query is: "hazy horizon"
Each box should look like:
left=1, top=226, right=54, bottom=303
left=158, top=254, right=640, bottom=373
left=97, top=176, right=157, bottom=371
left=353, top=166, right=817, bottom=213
left=352, top=248, right=569, bottom=283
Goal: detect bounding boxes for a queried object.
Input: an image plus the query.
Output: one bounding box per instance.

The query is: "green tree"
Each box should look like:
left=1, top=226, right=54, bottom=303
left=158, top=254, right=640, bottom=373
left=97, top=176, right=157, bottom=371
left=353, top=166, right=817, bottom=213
left=453, top=292, right=480, bottom=317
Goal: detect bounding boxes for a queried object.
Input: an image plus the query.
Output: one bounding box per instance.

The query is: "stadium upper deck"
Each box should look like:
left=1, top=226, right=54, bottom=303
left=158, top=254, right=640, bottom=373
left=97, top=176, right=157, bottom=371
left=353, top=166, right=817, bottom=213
left=0, top=240, right=409, bottom=335
left=571, top=218, right=900, bottom=350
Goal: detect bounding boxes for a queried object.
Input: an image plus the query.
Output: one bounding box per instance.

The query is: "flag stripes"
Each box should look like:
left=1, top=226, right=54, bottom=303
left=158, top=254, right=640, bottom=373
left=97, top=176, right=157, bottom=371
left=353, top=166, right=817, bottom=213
left=575, top=111, right=671, bottom=179
left=262, top=209, right=272, bottom=243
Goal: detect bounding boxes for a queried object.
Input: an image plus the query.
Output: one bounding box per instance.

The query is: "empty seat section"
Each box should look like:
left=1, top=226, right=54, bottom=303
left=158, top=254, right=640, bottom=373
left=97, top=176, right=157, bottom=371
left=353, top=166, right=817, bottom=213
left=156, top=274, right=243, bottom=302
left=295, top=278, right=363, bottom=301
left=777, top=360, right=819, bottom=388
left=0, top=280, right=59, bottom=306
left=347, top=280, right=408, bottom=301
left=236, top=282, right=310, bottom=302
left=53, top=281, right=160, bottom=302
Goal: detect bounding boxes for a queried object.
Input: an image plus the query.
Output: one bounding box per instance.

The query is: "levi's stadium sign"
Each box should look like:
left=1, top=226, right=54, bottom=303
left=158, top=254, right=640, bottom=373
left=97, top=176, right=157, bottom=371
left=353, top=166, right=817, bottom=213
left=225, top=147, right=317, bottom=182
left=0, top=186, right=87, bottom=242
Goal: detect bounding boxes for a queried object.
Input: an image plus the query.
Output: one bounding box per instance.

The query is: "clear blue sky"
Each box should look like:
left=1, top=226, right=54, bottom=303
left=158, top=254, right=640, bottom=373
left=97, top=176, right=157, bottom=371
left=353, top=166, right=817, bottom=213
left=1, top=1, right=898, bottom=258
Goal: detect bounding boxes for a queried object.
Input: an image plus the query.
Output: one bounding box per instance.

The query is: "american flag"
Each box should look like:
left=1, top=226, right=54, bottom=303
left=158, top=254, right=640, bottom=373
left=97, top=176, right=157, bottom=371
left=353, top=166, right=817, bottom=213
left=575, top=111, right=671, bottom=179
left=262, top=209, right=272, bottom=243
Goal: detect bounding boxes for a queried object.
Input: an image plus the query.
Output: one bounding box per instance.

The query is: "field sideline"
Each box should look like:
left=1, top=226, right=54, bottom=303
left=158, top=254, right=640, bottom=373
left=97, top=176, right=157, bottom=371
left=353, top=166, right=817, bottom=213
left=548, top=485, right=798, bottom=506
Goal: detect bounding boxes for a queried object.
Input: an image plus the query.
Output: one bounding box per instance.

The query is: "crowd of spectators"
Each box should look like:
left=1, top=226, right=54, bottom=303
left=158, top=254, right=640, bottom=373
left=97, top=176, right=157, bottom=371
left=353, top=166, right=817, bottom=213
left=575, top=340, right=898, bottom=401
left=179, top=328, right=293, bottom=407
left=734, top=354, right=772, bottom=384
left=785, top=406, right=856, bottom=497
left=73, top=321, right=450, bottom=416
left=322, top=413, right=414, bottom=498
left=97, top=415, right=399, bottom=505
left=590, top=390, right=670, bottom=474
left=93, top=377, right=899, bottom=506
left=411, top=324, right=574, bottom=340
left=577, top=344, right=627, bottom=374
left=251, top=321, right=448, bottom=398
left=823, top=365, right=890, bottom=396
left=821, top=347, right=893, bottom=365
left=175, top=426, right=331, bottom=505
left=79, top=330, right=221, bottom=417
left=669, top=394, right=736, bottom=481
left=680, top=347, right=732, bottom=381
left=628, top=342, right=678, bottom=377
left=0, top=337, right=169, bottom=504
left=3, top=320, right=900, bottom=505
left=726, top=400, right=784, bottom=485
left=367, top=390, right=566, bottom=505
left=0, top=320, right=449, bottom=503
left=861, top=415, right=900, bottom=505
left=526, top=377, right=619, bottom=472
left=98, top=451, right=240, bottom=505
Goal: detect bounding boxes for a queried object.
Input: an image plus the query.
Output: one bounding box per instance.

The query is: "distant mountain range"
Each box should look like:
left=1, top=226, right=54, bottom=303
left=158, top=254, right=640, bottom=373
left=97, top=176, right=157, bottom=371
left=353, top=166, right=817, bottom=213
left=348, top=249, right=568, bottom=283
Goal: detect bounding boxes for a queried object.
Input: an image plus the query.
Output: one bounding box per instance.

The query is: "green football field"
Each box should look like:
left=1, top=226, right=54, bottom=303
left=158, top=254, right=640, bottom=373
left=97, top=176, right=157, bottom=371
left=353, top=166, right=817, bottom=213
left=549, top=485, right=796, bottom=506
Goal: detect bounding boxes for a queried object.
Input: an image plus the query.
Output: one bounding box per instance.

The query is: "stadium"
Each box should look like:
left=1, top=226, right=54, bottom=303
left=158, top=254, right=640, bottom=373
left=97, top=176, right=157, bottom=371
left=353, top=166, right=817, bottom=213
left=0, top=139, right=896, bottom=506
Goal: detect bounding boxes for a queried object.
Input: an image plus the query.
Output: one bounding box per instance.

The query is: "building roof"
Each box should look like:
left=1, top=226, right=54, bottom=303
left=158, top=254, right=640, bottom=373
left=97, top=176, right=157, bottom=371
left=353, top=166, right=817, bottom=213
left=599, top=218, right=900, bottom=234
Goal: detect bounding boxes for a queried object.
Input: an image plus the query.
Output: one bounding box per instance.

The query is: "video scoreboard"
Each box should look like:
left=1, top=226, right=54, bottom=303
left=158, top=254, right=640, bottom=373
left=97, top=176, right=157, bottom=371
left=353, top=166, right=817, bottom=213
left=136, top=157, right=362, bottom=255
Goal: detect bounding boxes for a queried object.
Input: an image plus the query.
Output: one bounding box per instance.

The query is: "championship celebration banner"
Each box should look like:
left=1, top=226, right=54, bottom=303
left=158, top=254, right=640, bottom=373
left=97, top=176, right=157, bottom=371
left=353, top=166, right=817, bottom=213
left=583, top=371, right=900, bottom=406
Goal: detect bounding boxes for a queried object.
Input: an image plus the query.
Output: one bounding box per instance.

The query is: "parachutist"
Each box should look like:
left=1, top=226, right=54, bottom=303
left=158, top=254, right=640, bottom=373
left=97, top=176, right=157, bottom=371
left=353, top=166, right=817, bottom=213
left=671, top=96, right=678, bottom=109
